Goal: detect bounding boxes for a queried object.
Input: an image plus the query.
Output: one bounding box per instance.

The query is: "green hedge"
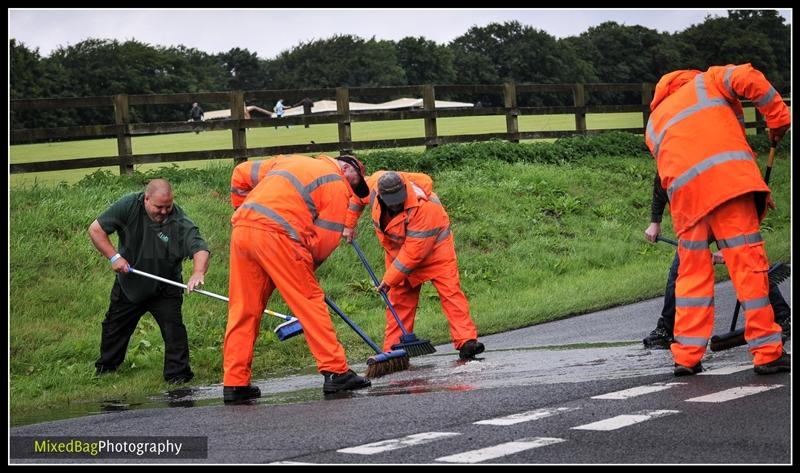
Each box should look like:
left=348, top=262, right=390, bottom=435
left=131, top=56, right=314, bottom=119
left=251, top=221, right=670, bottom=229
left=358, top=131, right=788, bottom=173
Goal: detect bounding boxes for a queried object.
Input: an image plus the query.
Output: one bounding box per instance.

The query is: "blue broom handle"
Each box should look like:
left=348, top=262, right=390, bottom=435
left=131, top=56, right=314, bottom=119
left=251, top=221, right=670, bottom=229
left=350, top=240, right=410, bottom=336
left=127, top=267, right=295, bottom=322
left=324, top=295, right=382, bottom=354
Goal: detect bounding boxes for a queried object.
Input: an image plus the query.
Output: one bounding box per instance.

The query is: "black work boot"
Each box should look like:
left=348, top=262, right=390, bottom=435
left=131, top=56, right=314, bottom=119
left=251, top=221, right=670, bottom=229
left=166, top=374, right=194, bottom=385
left=165, top=369, right=194, bottom=385
left=754, top=352, right=791, bottom=375
left=322, top=369, right=371, bottom=394
left=223, top=385, right=261, bottom=404
left=674, top=362, right=703, bottom=377
left=643, top=326, right=673, bottom=349
left=94, top=365, right=117, bottom=376
left=458, top=340, right=485, bottom=360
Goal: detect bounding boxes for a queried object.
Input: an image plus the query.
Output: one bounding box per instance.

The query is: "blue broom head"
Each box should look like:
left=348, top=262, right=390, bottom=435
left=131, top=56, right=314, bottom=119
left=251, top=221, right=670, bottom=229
left=367, top=349, right=408, bottom=365
left=392, top=334, right=437, bottom=356
left=274, top=318, right=304, bottom=341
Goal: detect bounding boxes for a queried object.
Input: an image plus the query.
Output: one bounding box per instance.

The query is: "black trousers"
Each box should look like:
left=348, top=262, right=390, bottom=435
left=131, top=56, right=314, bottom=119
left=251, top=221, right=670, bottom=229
left=96, top=280, right=193, bottom=381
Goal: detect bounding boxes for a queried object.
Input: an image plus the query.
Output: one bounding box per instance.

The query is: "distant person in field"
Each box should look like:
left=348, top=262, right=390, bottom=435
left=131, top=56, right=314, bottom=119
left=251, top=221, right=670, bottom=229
left=189, top=102, right=204, bottom=134
left=273, top=99, right=290, bottom=129
left=88, top=179, right=211, bottom=384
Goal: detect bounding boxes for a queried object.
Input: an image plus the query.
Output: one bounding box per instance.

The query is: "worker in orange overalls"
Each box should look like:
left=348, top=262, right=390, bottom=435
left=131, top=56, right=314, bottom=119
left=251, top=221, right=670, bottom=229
left=646, top=63, right=790, bottom=376
left=343, top=171, right=484, bottom=360
left=223, top=154, right=372, bottom=403
left=229, top=155, right=296, bottom=209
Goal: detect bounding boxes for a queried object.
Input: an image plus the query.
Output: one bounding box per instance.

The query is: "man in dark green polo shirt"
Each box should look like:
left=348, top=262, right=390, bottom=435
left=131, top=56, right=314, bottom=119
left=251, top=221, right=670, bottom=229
left=88, top=179, right=210, bottom=383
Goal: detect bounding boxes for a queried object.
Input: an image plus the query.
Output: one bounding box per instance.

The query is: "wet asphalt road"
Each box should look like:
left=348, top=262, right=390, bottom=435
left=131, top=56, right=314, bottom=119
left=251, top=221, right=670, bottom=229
left=10, top=277, right=791, bottom=464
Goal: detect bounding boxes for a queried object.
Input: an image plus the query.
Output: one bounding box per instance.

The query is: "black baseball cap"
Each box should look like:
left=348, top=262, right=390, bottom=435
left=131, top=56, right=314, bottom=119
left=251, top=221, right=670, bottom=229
left=336, top=155, right=369, bottom=198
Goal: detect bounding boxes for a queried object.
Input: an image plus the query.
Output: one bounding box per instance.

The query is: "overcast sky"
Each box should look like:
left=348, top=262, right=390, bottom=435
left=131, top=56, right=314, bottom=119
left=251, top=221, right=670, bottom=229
left=9, top=8, right=792, bottom=60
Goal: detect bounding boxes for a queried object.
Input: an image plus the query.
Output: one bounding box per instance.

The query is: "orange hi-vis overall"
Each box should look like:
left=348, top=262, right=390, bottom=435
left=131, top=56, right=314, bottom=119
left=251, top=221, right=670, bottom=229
left=645, top=64, right=790, bottom=368
left=345, top=171, right=478, bottom=352
left=230, top=155, right=302, bottom=209
left=224, top=155, right=354, bottom=386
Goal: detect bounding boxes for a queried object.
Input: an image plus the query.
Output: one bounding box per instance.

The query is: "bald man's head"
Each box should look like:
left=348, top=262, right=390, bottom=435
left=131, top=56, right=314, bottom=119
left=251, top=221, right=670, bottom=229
left=144, top=179, right=174, bottom=223
left=145, top=179, right=173, bottom=198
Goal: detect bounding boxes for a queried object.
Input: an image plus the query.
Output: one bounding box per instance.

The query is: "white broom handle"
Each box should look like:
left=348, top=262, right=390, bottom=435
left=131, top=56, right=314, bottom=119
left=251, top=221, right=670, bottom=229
left=127, top=267, right=295, bottom=321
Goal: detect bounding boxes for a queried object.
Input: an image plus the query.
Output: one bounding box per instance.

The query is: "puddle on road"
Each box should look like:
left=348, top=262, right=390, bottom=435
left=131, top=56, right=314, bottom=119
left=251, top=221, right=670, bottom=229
left=13, top=339, right=773, bottom=426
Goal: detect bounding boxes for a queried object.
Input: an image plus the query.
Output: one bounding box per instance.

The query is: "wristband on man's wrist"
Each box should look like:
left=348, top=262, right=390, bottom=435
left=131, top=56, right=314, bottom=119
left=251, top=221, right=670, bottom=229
left=109, top=253, right=122, bottom=264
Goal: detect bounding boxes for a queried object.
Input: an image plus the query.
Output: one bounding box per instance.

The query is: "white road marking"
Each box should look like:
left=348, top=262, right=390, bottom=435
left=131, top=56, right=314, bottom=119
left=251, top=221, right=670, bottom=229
left=474, top=407, right=579, bottom=426
left=337, top=432, right=461, bottom=455
left=572, top=410, right=679, bottom=431
left=435, top=437, right=566, bottom=463
left=697, top=365, right=752, bottom=375
left=592, top=382, right=687, bottom=399
left=269, top=461, right=317, bottom=464
left=685, top=385, right=783, bottom=403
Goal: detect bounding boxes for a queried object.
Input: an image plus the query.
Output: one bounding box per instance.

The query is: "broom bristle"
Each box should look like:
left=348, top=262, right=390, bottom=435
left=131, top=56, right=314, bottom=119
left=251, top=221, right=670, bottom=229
left=768, top=263, right=791, bottom=286
left=392, top=340, right=436, bottom=357
left=365, top=354, right=410, bottom=378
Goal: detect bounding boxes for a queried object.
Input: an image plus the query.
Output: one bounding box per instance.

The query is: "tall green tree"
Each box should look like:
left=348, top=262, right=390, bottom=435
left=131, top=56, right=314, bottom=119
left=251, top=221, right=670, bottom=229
left=396, top=37, right=455, bottom=85
left=266, top=35, right=406, bottom=91
left=450, top=21, right=594, bottom=105
left=10, top=40, right=62, bottom=128
left=217, top=47, right=268, bottom=91
left=728, top=9, right=790, bottom=88
left=568, top=22, right=652, bottom=83
left=679, top=10, right=789, bottom=91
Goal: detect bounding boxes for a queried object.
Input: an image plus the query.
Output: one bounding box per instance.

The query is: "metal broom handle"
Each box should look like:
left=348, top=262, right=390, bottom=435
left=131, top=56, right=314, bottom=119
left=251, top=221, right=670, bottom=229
left=127, top=267, right=295, bottom=321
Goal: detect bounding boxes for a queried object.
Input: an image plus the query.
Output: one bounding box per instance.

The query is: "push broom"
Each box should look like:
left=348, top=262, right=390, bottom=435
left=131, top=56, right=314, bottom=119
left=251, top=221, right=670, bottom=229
left=708, top=261, right=790, bottom=351
left=350, top=240, right=436, bottom=357
left=127, top=267, right=303, bottom=341
left=324, top=295, right=409, bottom=378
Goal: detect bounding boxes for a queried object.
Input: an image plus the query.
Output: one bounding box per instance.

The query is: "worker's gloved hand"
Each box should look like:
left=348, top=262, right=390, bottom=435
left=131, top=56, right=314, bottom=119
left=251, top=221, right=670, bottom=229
left=644, top=222, right=661, bottom=243
left=768, top=124, right=790, bottom=146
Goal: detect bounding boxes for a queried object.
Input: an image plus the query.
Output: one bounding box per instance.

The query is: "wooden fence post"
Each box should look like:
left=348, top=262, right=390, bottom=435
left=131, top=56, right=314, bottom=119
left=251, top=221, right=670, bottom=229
left=336, top=87, right=352, bottom=155
left=754, top=109, right=765, bottom=135
left=230, top=90, right=247, bottom=164
left=113, top=94, right=133, bottom=176
left=504, top=82, right=519, bottom=143
left=423, top=85, right=438, bottom=149
left=642, top=83, right=655, bottom=129
left=573, top=83, right=586, bottom=135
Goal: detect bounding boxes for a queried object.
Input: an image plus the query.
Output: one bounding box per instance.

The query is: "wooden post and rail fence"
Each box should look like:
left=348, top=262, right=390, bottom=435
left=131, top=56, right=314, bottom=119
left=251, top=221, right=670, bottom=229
left=10, top=83, right=788, bottom=175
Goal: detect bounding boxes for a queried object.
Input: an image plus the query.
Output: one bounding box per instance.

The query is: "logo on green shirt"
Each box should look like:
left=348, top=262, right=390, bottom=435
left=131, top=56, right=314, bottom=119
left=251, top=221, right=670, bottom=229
left=157, top=232, right=169, bottom=244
